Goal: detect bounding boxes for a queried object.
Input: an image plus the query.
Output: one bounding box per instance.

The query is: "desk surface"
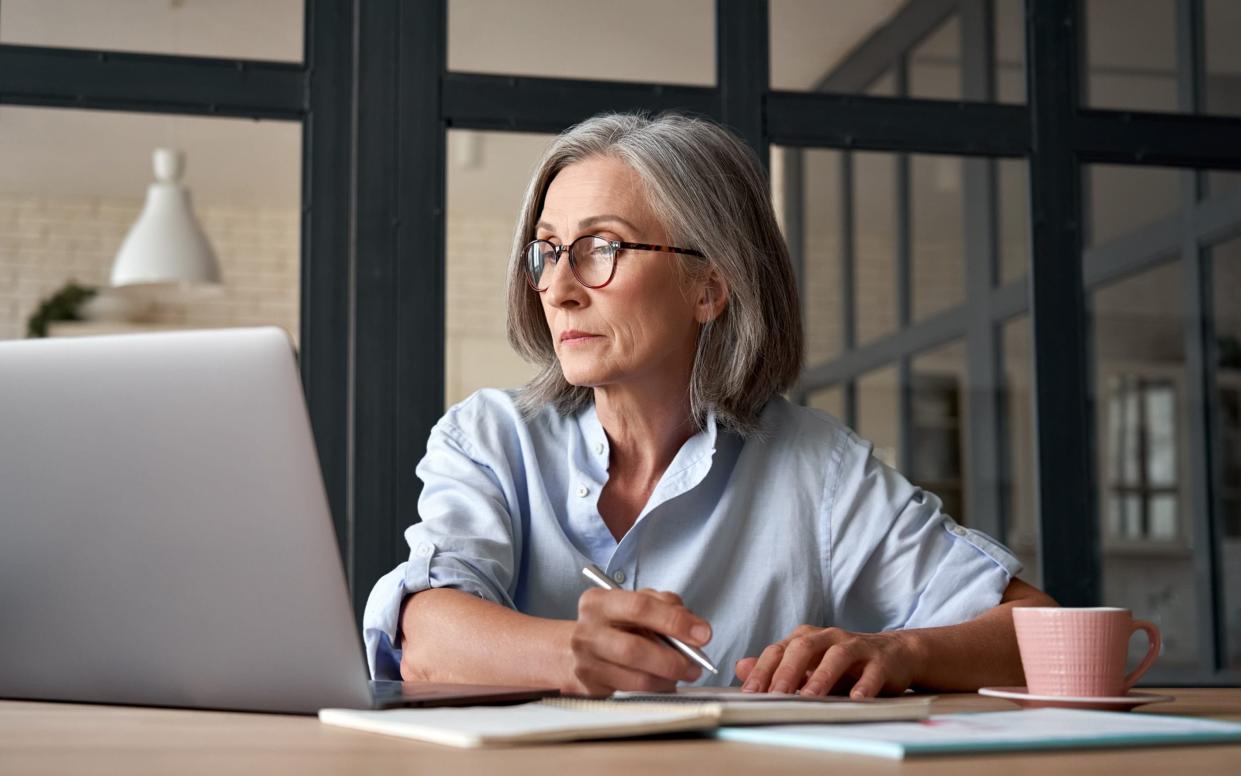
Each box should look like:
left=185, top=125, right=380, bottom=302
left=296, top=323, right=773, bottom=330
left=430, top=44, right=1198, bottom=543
left=3, top=689, right=1240, bottom=775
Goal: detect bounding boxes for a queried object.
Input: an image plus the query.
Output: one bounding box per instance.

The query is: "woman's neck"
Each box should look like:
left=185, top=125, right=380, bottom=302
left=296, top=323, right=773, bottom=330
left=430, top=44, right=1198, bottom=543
left=593, top=382, right=695, bottom=484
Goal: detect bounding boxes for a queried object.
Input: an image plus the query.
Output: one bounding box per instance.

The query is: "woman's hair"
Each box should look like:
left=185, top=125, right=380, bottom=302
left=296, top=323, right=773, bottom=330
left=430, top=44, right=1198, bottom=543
left=506, top=112, right=803, bottom=437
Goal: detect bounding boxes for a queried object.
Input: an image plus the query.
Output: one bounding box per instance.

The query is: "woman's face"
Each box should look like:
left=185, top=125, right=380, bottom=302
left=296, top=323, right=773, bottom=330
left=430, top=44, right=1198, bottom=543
left=535, top=156, right=707, bottom=391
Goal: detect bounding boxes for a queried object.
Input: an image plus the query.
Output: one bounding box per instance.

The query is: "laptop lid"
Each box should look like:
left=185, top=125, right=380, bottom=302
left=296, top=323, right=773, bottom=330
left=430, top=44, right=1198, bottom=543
left=0, top=328, right=373, bottom=714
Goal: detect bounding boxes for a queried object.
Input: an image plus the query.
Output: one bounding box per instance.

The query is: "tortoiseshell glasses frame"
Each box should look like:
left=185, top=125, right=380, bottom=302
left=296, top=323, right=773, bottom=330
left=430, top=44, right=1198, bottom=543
left=523, top=234, right=705, bottom=291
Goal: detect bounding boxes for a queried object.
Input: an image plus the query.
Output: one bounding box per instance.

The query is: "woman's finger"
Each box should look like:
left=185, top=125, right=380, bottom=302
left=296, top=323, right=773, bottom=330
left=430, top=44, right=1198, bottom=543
left=573, top=655, right=680, bottom=696
left=734, top=656, right=758, bottom=682
left=575, top=624, right=699, bottom=682
left=645, top=589, right=685, bottom=607
left=740, top=642, right=787, bottom=692
left=766, top=633, right=827, bottom=694
left=787, top=623, right=820, bottom=641
left=847, top=659, right=887, bottom=699
left=798, top=643, right=861, bottom=697
left=583, top=588, right=711, bottom=647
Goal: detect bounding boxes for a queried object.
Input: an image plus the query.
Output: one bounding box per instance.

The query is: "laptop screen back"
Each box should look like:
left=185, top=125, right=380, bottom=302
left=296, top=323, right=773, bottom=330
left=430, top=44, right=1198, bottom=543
left=0, top=328, right=372, bottom=713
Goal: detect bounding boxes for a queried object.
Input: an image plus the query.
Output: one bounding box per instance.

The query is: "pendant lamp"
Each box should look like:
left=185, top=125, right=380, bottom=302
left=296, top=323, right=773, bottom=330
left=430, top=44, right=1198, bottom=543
left=111, top=148, right=222, bottom=287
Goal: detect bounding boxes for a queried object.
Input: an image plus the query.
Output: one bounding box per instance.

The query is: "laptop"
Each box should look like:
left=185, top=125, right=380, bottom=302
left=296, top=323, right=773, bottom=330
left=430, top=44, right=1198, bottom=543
left=0, top=327, right=556, bottom=714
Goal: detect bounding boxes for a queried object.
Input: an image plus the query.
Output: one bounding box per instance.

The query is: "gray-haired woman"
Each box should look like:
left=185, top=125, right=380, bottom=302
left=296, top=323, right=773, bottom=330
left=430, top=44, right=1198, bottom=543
left=363, top=112, right=1055, bottom=697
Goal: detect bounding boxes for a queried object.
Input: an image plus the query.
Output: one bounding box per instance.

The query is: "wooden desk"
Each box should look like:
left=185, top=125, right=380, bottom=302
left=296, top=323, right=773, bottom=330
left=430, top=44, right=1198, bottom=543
left=3, top=689, right=1240, bottom=775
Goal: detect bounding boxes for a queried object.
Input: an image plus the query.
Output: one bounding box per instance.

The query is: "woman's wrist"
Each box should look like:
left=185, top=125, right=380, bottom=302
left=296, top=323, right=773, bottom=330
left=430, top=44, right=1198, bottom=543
left=551, top=619, right=585, bottom=693
left=892, top=628, right=931, bottom=687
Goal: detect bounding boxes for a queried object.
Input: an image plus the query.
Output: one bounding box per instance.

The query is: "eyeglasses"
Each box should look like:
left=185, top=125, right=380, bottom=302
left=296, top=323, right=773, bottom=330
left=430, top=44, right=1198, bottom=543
left=523, top=234, right=704, bottom=291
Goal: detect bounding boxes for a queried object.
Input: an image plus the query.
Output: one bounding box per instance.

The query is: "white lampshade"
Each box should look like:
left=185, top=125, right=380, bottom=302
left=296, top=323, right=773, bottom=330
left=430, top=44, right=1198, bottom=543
left=111, top=148, right=222, bottom=287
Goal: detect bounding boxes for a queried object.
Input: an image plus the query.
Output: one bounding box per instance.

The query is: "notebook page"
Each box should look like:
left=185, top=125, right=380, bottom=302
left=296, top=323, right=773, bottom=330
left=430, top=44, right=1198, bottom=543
left=614, top=686, right=928, bottom=703
left=319, top=701, right=720, bottom=748
left=610, top=688, right=933, bottom=724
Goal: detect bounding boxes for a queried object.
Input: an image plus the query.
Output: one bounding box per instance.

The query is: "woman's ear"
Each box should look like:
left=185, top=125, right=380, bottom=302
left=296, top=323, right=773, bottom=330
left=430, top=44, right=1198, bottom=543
left=695, top=271, right=730, bottom=324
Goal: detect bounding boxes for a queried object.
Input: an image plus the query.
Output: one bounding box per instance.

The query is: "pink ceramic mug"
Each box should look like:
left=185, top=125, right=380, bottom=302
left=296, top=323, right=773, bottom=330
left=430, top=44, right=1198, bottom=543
left=1012, top=607, right=1161, bottom=697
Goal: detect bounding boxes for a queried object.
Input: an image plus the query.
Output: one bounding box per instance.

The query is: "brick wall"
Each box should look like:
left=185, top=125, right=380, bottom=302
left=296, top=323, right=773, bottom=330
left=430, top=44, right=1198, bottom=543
left=444, top=212, right=536, bottom=407
left=0, top=194, right=299, bottom=344
left=0, top=193, right=541, bottom=408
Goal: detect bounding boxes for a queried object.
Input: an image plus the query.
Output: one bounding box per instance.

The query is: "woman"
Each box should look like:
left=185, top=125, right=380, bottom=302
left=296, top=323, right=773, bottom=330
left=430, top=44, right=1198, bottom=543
left=363, top=112, right=1055, bottom=697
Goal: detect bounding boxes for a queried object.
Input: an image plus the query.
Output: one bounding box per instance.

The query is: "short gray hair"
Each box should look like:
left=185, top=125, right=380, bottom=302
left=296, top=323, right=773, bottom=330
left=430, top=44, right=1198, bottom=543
left=506, top=112, right=803, bottom=437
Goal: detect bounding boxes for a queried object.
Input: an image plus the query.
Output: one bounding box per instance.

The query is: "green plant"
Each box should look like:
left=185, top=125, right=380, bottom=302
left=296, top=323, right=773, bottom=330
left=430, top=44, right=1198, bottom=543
left=26, top=281, right=98, bottom=338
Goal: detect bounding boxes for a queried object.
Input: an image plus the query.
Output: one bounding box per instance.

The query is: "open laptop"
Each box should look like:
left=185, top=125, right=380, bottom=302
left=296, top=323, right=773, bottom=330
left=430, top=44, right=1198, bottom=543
left=0, top=327, right=555, bottom=714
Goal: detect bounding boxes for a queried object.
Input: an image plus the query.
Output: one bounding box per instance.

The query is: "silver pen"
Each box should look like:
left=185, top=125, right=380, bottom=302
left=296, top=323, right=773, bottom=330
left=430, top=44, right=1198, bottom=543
left=580, top=564, right=719, bottom=675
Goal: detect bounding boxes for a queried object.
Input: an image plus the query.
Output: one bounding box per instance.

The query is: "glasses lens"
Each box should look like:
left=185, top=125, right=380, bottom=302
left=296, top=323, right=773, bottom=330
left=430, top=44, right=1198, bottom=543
left=571, top=236, right=614, bottom=287
left=526, top=240, right=555, bottom=290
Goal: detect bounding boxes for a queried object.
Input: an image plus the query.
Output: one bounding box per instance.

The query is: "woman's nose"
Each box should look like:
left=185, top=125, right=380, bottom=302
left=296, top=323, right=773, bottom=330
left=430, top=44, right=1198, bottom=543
left=542, top=254, right=586, bottom=308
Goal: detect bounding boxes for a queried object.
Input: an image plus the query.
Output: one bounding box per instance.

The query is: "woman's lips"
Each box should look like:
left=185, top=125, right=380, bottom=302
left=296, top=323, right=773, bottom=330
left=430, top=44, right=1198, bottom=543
left=559, top=330, right=602, bottom=344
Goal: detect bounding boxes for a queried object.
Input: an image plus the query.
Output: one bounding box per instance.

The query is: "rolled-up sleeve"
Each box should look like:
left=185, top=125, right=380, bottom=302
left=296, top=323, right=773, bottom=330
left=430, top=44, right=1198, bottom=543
left=363, top=563, right=411, bottom=680
left=361, top=413, right=521, bottom=679
left=826, top=438, right=1022, bottom=634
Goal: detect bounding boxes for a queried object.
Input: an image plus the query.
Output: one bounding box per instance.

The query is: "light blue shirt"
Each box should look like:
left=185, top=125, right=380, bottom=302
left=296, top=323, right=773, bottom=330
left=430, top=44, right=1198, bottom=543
left=363, top=389, right=1021, bottom=685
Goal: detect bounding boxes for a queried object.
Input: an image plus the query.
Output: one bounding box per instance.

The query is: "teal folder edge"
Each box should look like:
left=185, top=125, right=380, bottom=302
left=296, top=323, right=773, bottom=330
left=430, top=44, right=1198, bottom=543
left=713, top=713, right=1241, bottom=760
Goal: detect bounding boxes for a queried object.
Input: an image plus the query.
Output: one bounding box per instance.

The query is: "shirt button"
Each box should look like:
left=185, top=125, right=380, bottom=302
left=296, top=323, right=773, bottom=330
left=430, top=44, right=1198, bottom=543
left=416, top=542, right=433, bottom=557
left=594, top=442, right=605, bottom=455
left=576, top=485, right=590, bottom=498
left=952, top=525, right=968, bottom=536
left=612, top=570, right=626, bottom=584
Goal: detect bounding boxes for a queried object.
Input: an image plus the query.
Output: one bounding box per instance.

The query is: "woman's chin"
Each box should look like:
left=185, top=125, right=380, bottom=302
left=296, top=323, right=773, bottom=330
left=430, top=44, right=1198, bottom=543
left=559, top=363, right=612, bottom=388
left=560, top=371, right=603, bottom=388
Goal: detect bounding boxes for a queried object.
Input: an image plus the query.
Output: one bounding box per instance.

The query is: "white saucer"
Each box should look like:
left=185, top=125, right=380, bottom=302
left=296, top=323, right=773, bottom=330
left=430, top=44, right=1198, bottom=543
left=978, top=686, right=1174, bottom=712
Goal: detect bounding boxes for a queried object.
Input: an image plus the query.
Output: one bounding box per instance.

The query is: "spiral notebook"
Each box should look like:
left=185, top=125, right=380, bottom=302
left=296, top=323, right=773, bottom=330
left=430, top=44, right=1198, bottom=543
left=319, top=694, right=932, bottom=748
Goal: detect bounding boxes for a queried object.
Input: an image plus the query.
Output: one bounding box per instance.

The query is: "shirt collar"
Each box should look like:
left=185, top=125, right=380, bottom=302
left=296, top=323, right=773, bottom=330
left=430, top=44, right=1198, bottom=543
left=575, top=400, right=719, bottom=482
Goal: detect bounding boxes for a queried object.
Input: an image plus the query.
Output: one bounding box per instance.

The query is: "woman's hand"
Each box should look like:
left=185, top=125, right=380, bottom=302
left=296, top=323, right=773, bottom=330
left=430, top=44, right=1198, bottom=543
left=568, top=587, right=712, bottom=696
left=735, top=625, right=921, bottom=698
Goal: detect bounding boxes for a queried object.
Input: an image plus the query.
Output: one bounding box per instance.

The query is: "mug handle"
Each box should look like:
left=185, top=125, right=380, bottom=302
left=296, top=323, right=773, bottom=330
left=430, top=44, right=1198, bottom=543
left=1123, top=619, right=1162, bottom=691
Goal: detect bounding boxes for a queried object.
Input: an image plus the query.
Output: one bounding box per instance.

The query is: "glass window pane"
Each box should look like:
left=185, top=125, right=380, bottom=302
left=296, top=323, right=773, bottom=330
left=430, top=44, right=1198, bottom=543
left=1001, top=316, right=1040, bottom=586
left=994, top=0, right=1026, bottom=104
left=1149, top=494, right=1178, bottom=540
left=771, top=0, right=905, bottom=92
left=857, top=365, right=900, bottom=469
left=1204, top=0, right=1241, bottom=117
left=998, top=159, right=1030, bottom=285
left=772, top=1, right=1020, bottom=102
left=0, top=0, right=303, bottom=62
left=1105, top=375, right=1143, bottom=485
left=911, top=154, right=964, bottom=320
left=1144, top=382, right=1177, bottom=487
left=909, top=16, right=961, bottom=100
left=777, top=148, right=844, bottom=365
left=445, top=130, right=544, bottom=407
left=1122, top=493, right=1143, bottom=538
left=866, top=69, right=899, bottom=97
left=806, top=385, right=845, bottom=420
left=449, top=0, right=714, bottom=85
left=1207, top=171, right=1241, bottom=199
left=1086, top=165, right=1181, bottom=248
left=1, top=107, right=300, bottom=344
left=1211, top=235, right=1241, bottom=670
left=1091, top=258, right=1200, bottom=671
left=854, top=152, right=897, bottom=344
left=1084, top=0, right=1178, bottom=113
left=911, top=340, right=967, bottom=523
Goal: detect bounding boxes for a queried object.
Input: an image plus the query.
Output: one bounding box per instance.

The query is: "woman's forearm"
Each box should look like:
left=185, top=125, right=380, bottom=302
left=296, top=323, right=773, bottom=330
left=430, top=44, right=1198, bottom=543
left=899, top=578, right=1056, bottom=692
left=399, top=588, right=576, bottom=689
